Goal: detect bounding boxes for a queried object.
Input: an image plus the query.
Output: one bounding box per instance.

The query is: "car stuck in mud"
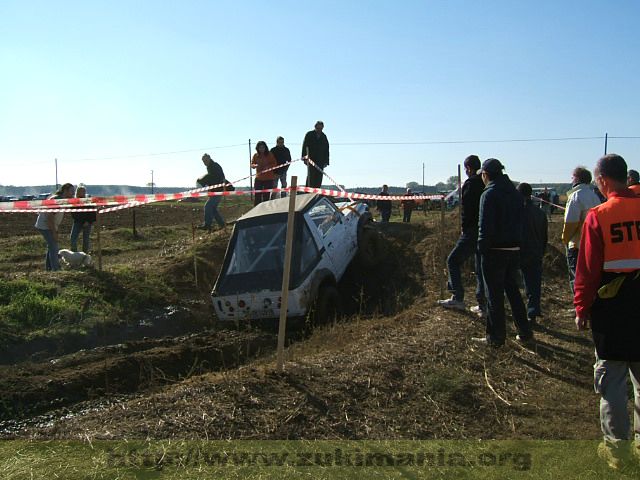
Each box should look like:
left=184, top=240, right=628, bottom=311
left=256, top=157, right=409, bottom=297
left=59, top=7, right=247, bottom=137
left=211, top=194, right=378, bottom=324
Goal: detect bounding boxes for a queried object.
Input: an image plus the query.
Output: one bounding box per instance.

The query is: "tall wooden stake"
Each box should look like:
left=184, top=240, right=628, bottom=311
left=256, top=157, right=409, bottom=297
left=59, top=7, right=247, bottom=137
left=192, top=223, right=199, bottom=289
left=439, top=195, right=446, bottom=299
left=96, top=210, right=103, bottom=271
left=276, top=176, right=298, bottom=372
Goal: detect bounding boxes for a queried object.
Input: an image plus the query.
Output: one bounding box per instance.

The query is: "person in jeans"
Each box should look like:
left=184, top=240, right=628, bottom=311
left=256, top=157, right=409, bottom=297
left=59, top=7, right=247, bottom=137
left=376, top=184, right=392, bottom=222
left=472, top=159, right=533, bottom=347
left=574, top=154, right=640, bottom=470
left=270, top=136, right=291, bottom=198
left=197, top=153, right=226, bottom=231
left=562, top=166, right=602, bottom=293
left=70, top=183, right=96, bottom=253
left=401, top=188, right=416, bottom=223
left=517, top=182, right=548, bottom=325
left=251, top=141, right=277, bottom=206
left=34, top=183, right=75, bottom=271
left=437, top=155, right=486, bottom=314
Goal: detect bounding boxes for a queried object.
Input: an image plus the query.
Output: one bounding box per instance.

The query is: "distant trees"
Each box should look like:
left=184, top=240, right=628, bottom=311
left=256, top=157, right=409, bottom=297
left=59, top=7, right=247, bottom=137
left=406, top=181, right=421, bottom=190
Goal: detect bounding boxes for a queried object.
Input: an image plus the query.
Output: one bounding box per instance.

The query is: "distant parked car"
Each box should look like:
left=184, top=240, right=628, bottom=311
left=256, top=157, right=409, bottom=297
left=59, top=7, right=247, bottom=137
left=38, top=192, right=51, bottom=200
left=18, top=195, right=35, bottom=201
left=211, top=194, right=377, bottom=324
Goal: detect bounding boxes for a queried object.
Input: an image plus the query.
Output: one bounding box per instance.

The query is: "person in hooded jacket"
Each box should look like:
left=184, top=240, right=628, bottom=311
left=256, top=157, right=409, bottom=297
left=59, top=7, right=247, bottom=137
left=472, top=159, right=533, bottom=347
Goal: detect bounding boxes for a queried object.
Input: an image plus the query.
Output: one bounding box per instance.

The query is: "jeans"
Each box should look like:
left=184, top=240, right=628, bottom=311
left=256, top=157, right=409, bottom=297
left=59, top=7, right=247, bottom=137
left=594, top=355, right=640, bottom=446
left=520, top=257, right=543, bottom=319
left=38, top=228, right=61, bottom=271
left=254, top=179, right=275, bottom=205
left=403, top=209, right=413, bottom=223
left=204, top=195, right=225, bottom=227
left=70, top=221, right=93, bottom=253
left=481, top=250, right=532, bottom=344
left=272, top=171, right=288, bottom=198
left=566, top=247, right=579, bottom=294
left=447, top=234, right=485, bottom=305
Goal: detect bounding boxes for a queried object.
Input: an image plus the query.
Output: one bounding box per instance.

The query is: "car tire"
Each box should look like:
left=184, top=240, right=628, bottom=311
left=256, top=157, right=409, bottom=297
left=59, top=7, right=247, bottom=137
left=357, top=227, right=381, bottom=268
left=311, top=284, right=342, bottom=325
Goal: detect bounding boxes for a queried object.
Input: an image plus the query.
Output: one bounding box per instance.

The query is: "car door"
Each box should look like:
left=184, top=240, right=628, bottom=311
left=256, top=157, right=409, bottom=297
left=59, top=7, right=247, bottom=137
left=306, top=198, right=350, bottom=278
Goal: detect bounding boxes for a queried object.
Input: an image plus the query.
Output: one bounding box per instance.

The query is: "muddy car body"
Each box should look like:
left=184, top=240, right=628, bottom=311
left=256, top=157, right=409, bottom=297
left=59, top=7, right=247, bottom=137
left=211, top=194, right=374, bottom=323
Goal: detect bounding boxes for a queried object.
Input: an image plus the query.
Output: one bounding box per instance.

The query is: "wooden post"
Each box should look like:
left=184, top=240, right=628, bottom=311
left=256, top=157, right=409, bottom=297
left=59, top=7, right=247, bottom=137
left=192, top=222, right=198, bottom=289
left=439, top=195, right=445, bottom=299
left=132, top=207, right=138, bottom=238
left=276, top=176, right=298, bottom=372
left=96, top=210, right=103, bottom=271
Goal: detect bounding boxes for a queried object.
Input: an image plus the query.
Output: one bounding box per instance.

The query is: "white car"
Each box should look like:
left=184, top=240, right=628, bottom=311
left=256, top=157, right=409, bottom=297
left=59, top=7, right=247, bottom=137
left=211, top=194, right=377, bottom=324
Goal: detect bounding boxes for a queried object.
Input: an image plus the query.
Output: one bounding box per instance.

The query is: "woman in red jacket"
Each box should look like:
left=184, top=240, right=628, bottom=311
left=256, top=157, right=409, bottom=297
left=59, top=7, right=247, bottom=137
left=251, top=141, right=277, bottom=205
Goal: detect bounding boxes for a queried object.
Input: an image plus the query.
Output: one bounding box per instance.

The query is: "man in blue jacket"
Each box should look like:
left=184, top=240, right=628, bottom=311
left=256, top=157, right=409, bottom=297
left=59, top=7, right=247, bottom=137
left=473, top=159, right=533, bottom=347
left=517, top=182, right=548, bottom=325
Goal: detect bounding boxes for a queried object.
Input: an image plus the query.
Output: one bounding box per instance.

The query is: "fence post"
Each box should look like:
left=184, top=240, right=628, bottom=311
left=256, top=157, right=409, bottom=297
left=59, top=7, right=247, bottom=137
left=440, top=196, right=446, bottom=299
left=276, top=176, right=297, bottom=372
left=96, top=210, right=103, bottom=271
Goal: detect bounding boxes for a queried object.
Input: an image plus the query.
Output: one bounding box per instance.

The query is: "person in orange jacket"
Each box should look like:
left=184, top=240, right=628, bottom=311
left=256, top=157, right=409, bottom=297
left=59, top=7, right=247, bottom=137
left=626, top=169, right=640, bottom=195
left=251, top=140, right=277, bottom=206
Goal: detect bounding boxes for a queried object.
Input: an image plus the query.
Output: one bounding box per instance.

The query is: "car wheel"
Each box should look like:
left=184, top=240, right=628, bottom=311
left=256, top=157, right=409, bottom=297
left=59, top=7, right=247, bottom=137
left=311, top=284, right=342, bottom=325
left=357, top=227, right=381, bottom=268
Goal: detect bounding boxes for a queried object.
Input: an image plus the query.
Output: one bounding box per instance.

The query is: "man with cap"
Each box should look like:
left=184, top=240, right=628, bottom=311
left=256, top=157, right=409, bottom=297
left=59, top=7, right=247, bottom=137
left=197, top=153, right=226, bottom=231
left=574, top=154, right=640, bottom=469
left=472, top=158, right=533, bottom=347
left=562, top=166, right=602, bottom=293
left=627, top=169, right=640, bottom=196
left=517, top=182, right=548, bottom=325
left=302, top=121, right=330, bottom=188
left=437, top=155, right=486, bottom=314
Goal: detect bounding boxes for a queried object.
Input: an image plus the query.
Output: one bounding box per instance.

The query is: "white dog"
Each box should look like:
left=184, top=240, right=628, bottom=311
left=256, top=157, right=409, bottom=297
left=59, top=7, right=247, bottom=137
left=58, top=249, right=93, bottom=268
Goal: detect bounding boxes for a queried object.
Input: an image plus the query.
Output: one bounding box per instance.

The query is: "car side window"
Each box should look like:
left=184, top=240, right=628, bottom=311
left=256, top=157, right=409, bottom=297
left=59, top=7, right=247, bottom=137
left=307, top=199, right=341, bottom=236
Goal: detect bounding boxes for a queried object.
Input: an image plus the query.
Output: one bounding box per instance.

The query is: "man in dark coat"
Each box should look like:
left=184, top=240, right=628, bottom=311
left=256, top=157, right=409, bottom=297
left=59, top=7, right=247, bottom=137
left=376, top=184, right=392, bottom=222
left=270, top=136, right=291, bottom=198
left=197, top=153, right=226, bottom=230
left=437, top=155, right=486, bottom=314
left=473, top=158, right=533, bottom=347
left=517, top=182, right=548, bottom=325
left=302, top=121, right=330, bottom=188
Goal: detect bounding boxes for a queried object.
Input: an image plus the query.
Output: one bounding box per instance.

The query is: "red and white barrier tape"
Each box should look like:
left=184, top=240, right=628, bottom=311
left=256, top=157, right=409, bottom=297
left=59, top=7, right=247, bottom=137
left=306, top=157, right=346, bottom=193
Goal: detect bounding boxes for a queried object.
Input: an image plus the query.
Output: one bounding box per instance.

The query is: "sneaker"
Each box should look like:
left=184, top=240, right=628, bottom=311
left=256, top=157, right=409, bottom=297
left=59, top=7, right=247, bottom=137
left=471, top=337, right=503, bottom=348
left=437, top=296, right=466, bottom=311
left=597, top=442, right=625, bottom=470
left=470, top=305, right=487, bottom=318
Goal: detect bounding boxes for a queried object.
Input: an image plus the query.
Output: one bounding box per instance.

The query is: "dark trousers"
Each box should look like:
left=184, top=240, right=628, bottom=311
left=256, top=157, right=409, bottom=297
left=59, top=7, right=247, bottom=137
left=566, top=247, right=579, bottom=294
left=403, top=209, right=413, bottom=223
left=306, top=165, right=324, bottom=188
left=481, top=250, right=532, bottom=344
left=380, top=209, right=391, bottom=223
left=254, top=179, right=275, bottom=206
left=520, top=257, right=543, bottom=319
left=447, top=234, right=485, bottom=305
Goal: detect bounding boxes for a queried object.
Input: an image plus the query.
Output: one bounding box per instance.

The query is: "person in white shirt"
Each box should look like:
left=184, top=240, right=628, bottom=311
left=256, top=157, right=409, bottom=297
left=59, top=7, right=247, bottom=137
left=34, top=183, right=75, bottom=271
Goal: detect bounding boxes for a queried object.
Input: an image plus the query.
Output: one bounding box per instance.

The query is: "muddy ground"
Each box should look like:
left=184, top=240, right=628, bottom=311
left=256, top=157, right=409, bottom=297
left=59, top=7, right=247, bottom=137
left=0, top=203, right=600, bottom=442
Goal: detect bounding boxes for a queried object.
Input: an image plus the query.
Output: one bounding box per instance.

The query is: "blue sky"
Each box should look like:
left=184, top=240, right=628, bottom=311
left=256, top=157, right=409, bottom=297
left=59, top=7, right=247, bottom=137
left=1, top=0, right=638, bottom=189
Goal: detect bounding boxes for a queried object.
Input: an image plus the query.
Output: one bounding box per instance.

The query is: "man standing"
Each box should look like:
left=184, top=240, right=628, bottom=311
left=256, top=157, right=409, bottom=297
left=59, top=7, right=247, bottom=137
left=302, top=121, right=330, bottom=188
left=401, top=188, right=416, bottom=223
left=376, top=184, right=392, bottom=223
left=437, top=155, right=486, bottom=314
left=574, top=154, right=640, bottom=470
left=270, top=136, right=291, bottom=198
left=196, top=153, right=226, bottom=231
left=517, top=182, right=548, bottom=325
left=627, top=169, right=640, bottom=195
left=562, top=166, right=601, bottom=293
left=472, top=158, right=533, bottom=347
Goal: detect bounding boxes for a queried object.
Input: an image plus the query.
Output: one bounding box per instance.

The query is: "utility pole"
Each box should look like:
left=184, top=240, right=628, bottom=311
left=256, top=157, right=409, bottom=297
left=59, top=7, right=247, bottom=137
left=150, top=170, right=154, bottom=194
left=604, top=132, right=608, bottom=155
left=422, top=162, right=425, bottom=190
left=249, top=139, right=253, bottom=203
left=55, top=158, right=59, bottom=190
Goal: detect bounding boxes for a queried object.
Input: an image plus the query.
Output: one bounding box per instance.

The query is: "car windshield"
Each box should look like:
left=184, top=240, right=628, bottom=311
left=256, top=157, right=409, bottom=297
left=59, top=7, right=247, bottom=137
left=216, top=214, right=321, bottom=295
left=226, top=223, right=287, bottom=275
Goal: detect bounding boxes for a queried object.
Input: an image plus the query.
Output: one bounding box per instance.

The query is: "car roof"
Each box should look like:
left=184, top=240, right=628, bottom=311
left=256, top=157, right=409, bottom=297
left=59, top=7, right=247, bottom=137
left=238, top=194, right=322, bottom=222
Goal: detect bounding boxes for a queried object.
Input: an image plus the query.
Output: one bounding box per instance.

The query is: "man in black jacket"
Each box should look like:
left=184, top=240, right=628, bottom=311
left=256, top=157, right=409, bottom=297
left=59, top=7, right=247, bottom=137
left=270, top=136, right=291, bottom=198
left=517, top=182, right=548, bottom=325
left=302, top=121, right=330, bottom=188
left=376, top=184, right=392, bottom=222
left=473, top=158, right=533, bottom=347
left=197, top=153, right=226, bottom=231
left=437, top=155, right=486, bottom=313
